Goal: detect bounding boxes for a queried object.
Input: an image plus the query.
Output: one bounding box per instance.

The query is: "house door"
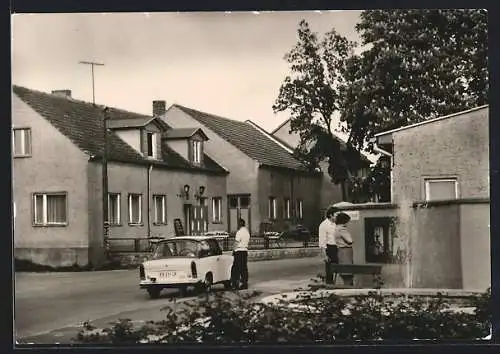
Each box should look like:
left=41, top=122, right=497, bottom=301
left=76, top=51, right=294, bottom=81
left=191, top=198, right=208, bottom=235
left=228, top=194, right=251, bottom=233
left=184, top=204, right=192, bottom=235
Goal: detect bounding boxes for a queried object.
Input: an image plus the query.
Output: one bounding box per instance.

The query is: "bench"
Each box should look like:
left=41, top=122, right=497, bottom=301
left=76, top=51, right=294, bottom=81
left=263, top=232, right=285, bottom=248
left=328, top=264, right=383, bottom=287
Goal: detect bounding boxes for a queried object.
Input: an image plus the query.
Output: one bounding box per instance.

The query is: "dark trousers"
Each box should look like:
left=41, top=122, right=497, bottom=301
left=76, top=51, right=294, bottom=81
left=324, top=245, right=339, bottom=284
left=231, top=250, right=248, bottom=288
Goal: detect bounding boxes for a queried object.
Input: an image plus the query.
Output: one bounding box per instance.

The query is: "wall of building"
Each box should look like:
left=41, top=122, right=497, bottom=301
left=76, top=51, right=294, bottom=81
left=272, top=120, right=300, bottom=148
left=410, top=204, right=462, bottom=289
left=87, top=161, right=228, bottom=245
left=115, top=129, right=141, bottom=153
left=165, top=139, right=188, bottom=160
left=318, top=160, right=344, bottom=207
left=257, top=167, right=323, bottom=234
left=12, top=95, right=90, bottom=267
left=334, top=204, right=404, bottom=288
left=459, top=201, right=491, bottom=290
left=87, top=162, right=106, bottom=266
left=392, top=107, right=489, bottom=203
left=336, top=199, right=491, bottom=290
left=162, top=106, right=259, bottom=232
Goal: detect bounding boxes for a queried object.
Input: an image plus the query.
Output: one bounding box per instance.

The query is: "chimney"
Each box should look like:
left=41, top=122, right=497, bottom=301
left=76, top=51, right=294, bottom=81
left=51, top=90, right=72, bottom=98
left=153, top=100, right=166, bottom=117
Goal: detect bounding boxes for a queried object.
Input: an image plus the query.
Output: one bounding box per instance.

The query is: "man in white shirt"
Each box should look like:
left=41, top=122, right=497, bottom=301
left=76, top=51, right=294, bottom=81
left=318, top=207, right=338, bottom=284
left=231, top=218, right=250, bottom=290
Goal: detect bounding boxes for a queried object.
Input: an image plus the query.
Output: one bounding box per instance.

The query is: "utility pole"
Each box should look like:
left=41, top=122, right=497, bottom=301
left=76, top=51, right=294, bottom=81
left=79, top=61, right=104, bottom=105
left=102, top=107, right=110, bottom=259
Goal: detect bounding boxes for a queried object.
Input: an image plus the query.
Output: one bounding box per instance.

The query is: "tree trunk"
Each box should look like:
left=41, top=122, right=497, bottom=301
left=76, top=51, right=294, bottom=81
left=340, top=182, right=348, bottom=202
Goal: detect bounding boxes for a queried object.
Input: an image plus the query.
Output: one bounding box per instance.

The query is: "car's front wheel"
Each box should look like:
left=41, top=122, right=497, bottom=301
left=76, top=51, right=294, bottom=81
left=223, top=280, right=232, bottom=290
left=147, top=288, right=161, bottom=299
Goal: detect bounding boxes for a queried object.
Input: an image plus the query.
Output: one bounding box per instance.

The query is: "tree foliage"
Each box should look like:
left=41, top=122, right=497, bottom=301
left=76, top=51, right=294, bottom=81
left=274, top=10, right=488, bottom=202
left=341, top=9, right=488, bottom=150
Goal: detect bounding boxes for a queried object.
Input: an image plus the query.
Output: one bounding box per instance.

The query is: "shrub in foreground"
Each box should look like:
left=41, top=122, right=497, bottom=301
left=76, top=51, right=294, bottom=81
left=75, top=288, right=491, bottom=344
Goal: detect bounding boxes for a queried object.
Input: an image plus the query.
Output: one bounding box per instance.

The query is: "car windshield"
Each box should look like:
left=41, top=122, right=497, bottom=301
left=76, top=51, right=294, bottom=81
left=152, top=239, right=200, bottom=259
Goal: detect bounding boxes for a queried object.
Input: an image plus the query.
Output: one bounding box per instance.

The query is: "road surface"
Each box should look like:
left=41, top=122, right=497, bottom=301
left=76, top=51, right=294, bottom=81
left=15, top=257, right=323, bottom=344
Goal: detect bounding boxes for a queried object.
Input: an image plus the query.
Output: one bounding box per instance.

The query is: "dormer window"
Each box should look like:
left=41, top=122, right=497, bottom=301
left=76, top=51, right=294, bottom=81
left=164, top=127, right=208, bottom=164
left=192, top=140, right=202, bottom=164
left=146, top=132, right=159, bottom=159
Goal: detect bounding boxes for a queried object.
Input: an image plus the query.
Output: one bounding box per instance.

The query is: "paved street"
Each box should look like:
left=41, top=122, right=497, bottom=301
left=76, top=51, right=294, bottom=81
left=15, top=257, right=323, bottom=344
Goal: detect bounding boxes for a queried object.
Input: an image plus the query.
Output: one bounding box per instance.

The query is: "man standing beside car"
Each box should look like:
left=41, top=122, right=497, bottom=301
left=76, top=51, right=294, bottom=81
left=318, top=207, right=338, bottom=284
left=231, top=218, right=250, bottom=290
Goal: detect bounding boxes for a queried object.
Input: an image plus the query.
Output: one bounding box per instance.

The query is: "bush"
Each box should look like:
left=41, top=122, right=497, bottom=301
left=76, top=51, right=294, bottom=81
left=74, top=286, right=491, bottom=344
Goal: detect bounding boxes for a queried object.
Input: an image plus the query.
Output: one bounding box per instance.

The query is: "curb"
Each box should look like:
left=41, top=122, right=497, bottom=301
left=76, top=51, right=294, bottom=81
left=113, top=247, right=322, bottom=267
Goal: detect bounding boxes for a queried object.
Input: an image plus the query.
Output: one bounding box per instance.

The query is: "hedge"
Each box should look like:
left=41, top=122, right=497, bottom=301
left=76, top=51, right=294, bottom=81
left=74, top=286, right=491, bottom=344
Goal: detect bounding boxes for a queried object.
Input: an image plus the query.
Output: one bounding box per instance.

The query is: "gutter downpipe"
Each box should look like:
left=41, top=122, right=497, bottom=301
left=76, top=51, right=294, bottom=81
left=373, top=144, right=392, bottom=158
left=147, top=164, right=153, bottom=239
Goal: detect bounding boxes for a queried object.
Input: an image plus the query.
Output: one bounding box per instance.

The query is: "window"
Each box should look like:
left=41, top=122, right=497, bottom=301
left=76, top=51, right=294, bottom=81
left=296, top=199, right=303, bottom=219
left=207, top=238, right=223, bottom=256
left=33, top=193, right=67, bottom=226
left=153, top=195, right=166, bottom=224
left=268, top=197, right=277, bottom=219
left=365, top=217, right=397, bottom=263
left=240, top=196, right=250, bottom=208
left=424, top=178, right=458, bottom=201
left=13, top=128, right=32, bottom=157
left=192, top=140, right=202, bottom=164
left=128, top=194, right=143, bottom=225
left=146, top=132, right=158, bottom=158
left=212, top=197, right=222, bottom=223
left=108, top=193, right=121, bottom=225
left=284, top=198, right=291, bottom=219
left=229, top=196, right=238, bottom=208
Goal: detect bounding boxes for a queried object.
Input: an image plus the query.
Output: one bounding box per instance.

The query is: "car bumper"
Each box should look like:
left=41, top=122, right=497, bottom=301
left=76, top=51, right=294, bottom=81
left=139, top=279, right=202, bottom=289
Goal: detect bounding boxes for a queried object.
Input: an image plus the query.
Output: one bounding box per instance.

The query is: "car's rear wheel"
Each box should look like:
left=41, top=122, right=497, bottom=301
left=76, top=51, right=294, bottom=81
left=178, top=286, right=188, bottom=297
left=203, top=273, right=213, bottom=293
left=147, top=288, right=161, bottom=299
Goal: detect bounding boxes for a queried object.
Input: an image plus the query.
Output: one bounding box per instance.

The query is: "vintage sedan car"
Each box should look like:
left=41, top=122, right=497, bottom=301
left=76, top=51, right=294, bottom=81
left=139, top=236, right=234, bottom=299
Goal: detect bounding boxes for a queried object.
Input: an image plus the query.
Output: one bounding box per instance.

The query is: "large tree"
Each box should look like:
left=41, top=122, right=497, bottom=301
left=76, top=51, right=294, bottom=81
left=273, top=20, right=358, bottom=201
left=274, top=10, right=488, bottom=202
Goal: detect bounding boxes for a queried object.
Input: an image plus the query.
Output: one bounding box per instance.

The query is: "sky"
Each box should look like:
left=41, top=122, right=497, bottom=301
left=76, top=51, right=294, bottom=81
left=12, top=11, right=363, bottom=135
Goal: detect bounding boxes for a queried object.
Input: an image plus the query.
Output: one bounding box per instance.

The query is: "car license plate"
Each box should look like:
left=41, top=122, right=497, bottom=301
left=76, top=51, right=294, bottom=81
left=159, top=271, right=176, bottom=278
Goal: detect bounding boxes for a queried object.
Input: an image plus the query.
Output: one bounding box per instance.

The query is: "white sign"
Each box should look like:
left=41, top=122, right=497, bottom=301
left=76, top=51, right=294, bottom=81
left=344, top=210, right=360, bottom=221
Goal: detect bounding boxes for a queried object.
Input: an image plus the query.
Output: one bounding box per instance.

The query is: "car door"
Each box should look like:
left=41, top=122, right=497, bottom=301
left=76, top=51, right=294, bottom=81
left=197, top=240, right=217, bottom=281
left=206, top=239, right=227, bottom=282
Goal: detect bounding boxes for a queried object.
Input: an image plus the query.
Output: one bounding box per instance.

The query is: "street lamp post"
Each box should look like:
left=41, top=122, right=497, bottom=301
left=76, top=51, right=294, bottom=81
left=102, top=107, right=110, bottom=258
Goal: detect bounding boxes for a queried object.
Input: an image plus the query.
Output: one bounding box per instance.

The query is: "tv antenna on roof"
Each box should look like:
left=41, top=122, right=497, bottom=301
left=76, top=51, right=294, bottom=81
left=79, top=61, right=104, bottom=105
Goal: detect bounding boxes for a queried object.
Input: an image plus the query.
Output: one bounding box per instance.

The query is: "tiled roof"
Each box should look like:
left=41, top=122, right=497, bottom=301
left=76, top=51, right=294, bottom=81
left=271, top=118, right=372, bottom=165
left=174, top=105, right=308, bottom=171
left=107, top=117, right=154, bottom=129
left=164, top=127, right=207, bottom=140
left=13, top=86, right=227, bottom=174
